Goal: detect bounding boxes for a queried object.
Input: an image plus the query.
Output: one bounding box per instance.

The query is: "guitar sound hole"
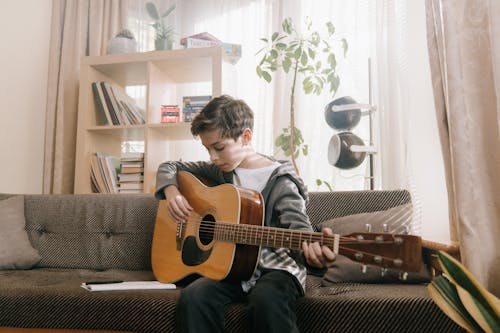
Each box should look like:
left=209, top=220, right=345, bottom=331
left=199, top=214, right=215, bottom=246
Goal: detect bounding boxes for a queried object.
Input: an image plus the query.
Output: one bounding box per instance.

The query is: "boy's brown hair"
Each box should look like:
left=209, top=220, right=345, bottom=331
left=190, top=95, right=254, bottom=140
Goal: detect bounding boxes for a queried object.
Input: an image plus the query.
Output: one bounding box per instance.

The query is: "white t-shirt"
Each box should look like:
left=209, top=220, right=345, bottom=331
left=233, top=162, right=280, bottom=292
left=233, top=162, right=280, bottom=192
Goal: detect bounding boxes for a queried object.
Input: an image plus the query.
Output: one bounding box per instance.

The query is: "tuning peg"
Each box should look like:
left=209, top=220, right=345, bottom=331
left=361, top=265, right=367, bottom=274
left=354, top=252, right=364, bottom=261
left=403, top=226, right=410, bottom=234
left=393, top=259, right=403, bottom=268
left=374, top=255, right=383, bottom=265
left=380, top=268, right=388, bottom=277
left=399, top=272, right=409, bottom=281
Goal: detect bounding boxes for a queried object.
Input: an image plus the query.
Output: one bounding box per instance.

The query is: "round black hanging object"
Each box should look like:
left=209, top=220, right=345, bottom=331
left=324, top=96, right=361, bottom=130
left=327, top=132, right=367, bottom=169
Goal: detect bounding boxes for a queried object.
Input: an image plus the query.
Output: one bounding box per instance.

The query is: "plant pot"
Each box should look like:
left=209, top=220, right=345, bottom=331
left=107, top=37, right=137, bottom=54
left=155, top=38, right=173, bottom=51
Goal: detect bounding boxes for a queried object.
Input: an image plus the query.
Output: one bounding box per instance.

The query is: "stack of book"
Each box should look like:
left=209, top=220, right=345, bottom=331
left=161, top=105, right=180, bottom=123
left=182, top=95, right=211, bottom=122
left=118, top=152, right=144, bottom=193
left=90, top=152, right=120, bottom=193
left=92, top=81, right=145, bottom=126
left=180, top=32, right=241, bottom=64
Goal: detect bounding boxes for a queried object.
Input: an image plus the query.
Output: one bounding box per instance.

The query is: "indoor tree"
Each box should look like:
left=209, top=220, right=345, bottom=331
left=256, top=17, right=347, bottom=177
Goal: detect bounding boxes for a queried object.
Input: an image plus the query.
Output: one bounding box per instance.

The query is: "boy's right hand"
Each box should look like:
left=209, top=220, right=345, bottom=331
left=164, top=185, right=193, bottom=221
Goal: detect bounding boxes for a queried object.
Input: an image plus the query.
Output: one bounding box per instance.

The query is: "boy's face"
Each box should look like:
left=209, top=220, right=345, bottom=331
left=199, top=129, right=250, bottom=172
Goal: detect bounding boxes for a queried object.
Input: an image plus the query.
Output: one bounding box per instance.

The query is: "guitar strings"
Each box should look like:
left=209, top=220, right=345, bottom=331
left=177, top=215, right=401, bottom=247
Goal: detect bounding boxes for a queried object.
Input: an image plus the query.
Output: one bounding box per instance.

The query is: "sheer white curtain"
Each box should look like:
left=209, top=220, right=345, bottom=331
left=126, top=1, right=453, bottom=239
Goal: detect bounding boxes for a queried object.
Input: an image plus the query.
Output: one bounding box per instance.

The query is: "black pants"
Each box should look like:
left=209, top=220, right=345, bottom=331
left=177, top=270, right=301, bottom=333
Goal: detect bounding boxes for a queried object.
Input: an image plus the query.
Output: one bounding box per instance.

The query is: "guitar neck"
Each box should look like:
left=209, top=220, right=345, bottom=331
left=213, top=222, right=339, bottom=252
left=210, top=221, right=422, bottom=272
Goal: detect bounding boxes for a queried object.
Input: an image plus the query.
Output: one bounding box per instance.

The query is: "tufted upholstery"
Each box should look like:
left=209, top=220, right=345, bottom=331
left=0, top=192, right=463, bottom=333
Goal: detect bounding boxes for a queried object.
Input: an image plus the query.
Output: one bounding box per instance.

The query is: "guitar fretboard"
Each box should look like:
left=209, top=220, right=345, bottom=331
left=213, top=222, right=340, bottom=253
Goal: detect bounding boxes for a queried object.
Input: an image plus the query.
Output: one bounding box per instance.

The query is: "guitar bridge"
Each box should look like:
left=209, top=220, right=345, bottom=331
left=176, top=220, right=185, bottom=251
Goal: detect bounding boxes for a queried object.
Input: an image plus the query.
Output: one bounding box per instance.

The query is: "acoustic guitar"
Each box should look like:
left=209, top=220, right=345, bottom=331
left=151, top=171, right=422, bottom=283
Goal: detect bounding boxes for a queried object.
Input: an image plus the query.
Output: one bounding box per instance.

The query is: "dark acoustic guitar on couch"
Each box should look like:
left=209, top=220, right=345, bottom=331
left=151, top=171, right=422, bottom=283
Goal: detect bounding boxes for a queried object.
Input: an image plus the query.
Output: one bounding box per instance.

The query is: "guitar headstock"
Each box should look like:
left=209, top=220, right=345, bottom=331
left=339, top=233, right=422, bottom=272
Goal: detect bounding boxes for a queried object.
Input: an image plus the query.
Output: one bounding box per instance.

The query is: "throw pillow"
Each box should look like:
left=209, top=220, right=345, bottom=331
left=319, top=203, right=414, bottom=235
left=0, top=196, right=41, bottom=269
left=318, top=203, right=431, bottom=285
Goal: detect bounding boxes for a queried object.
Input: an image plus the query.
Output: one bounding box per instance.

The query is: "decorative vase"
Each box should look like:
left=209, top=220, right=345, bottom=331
left=107, top=37, right=137, bottom=54
left=155, top=38, right=173, bottom=51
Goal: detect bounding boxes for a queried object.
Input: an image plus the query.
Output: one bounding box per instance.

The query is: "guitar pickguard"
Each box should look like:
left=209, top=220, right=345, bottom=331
left=181, top=236, right=212, bottom=266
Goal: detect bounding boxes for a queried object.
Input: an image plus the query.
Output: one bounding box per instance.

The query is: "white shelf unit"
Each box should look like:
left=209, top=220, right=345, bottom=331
left=74, top=47, right=236, bottom=194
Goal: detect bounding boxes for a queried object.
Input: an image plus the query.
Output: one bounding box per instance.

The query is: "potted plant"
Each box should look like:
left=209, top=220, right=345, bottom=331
left=256, top=17, right=347, bottom=176
left=145, top=2, right=176, bottom=50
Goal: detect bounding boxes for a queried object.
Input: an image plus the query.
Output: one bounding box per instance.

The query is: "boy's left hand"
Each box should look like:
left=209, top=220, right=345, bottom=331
left=302, top=227, right=337, bottom=268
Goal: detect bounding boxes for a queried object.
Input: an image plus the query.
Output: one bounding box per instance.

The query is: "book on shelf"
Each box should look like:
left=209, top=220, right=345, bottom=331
left=118, top=152, right=145, bottom=193
left=90, top=152, right=120, bottom=193
left=119, top=182, right=144, bottom=190
left=182, top=95, right=211, bottom=122
left=161, top=105, right=180, bottom=123
left=91, top=81, right=145, bottom=126
left=92, top=82, right=113, bottom=125
left=118, top=173, right=144, bottom=182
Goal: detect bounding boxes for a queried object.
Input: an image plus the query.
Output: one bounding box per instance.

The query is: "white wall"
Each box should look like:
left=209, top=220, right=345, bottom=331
left=0, top=0, right=52, bottom=194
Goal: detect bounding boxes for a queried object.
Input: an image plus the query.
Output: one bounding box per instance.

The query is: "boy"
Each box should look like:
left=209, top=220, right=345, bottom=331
left=155, top=95, right=336, bottom=333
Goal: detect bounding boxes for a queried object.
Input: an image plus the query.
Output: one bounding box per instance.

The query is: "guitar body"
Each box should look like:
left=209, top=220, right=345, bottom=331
left=152, top=171, right=265, bottom=283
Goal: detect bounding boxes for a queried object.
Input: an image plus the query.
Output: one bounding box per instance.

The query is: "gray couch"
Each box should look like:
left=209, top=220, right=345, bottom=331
left=0, top=192, right=463, bottom=333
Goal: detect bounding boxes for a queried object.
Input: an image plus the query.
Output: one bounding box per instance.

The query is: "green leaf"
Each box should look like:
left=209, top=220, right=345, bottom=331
left=341, top=38, right=349, bottom=56
left=276, top=43, right=287, bottom=50
left=302, top=144, right=308, bottom=156
left=326, top=22, right=335, bottom=36
left=271, top=32, right=279, bottom=42
left=262, top=71, right=272, bottom=83
left=260, top=37, right=268, bottom=43
left=294, top=47, right=302, bottom=59
left=300, top=52, right=308, bottom=66
left=315, top=60, right=322, bottom=71
left=270, top=49, right=279, bottom=59
left=327, top=53, right=337, bottom=69
left=161, top=4, right=175, bottom=18
left=145, top=2, right=160, bottom=20
left=437, top=251, right=500, bottom=331
left=311, top=31, right=320, bottom=46
left=283, top=57, right=292, bottom=73
left=428, top=276, right=483, bottom=333
left=256, top=66, right=262, bottom=78
left=282, top=18, right=293, bottom=34
left=330, top=74, right=340, bottom=94
left=308, top=48, right=316, bottom=60
left=303, top=78, right=314, bottom=94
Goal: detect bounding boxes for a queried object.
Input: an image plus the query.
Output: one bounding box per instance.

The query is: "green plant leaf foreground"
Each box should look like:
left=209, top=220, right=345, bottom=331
left=428, top=277, right=483, bottom=332
left=438, top=251, right=500, bottom=324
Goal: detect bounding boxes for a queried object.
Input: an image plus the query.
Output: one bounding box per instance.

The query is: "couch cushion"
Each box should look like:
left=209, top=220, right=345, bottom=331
left=0, top=196, right=41, bottom=269
left=0, top=269, right=462, bottom=333
left=23, top=194, right=158, bottom=270
left=0, top=268, right=178, bottom=333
